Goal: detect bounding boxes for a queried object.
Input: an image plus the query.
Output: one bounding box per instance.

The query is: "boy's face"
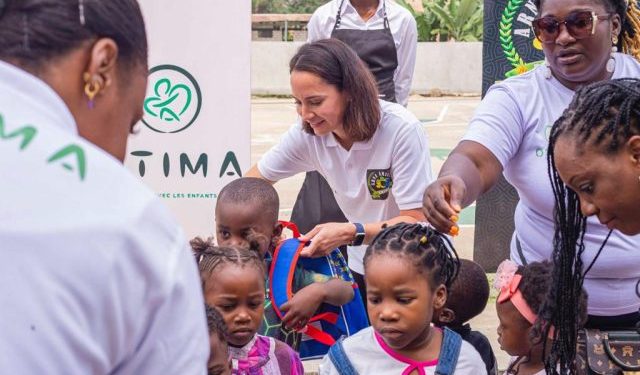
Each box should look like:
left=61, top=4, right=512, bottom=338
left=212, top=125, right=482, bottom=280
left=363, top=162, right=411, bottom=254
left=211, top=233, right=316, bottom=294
left=215, top=201, right=280, bottom=257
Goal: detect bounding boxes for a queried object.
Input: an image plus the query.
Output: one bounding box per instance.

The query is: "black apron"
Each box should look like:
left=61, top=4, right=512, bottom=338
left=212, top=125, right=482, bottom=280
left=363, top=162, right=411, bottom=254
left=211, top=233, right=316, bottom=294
left=290, top=0, right=399, bottom=243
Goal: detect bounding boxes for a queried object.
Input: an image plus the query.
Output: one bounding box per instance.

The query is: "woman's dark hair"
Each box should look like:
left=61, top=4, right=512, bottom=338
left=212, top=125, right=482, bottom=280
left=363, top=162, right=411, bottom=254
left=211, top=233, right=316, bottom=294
left=0, top=0, right=147, bottom=71
left=534, top=0, right=640, bottom=60
left=190, top=236, right=266, bottom=290
left=289, top=38, right=381, bottom=142
left=364, top=223, right=460, bottom=290
left=543, top=78, right=640, bottom=374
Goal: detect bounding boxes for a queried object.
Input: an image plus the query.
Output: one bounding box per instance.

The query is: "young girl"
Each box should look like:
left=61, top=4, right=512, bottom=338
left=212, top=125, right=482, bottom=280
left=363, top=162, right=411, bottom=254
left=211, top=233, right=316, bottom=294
left=192, top=238, right=304, bottom=375
left=494, top=260, right=587, bottom=375
left=320, top=223, right=487, bottom=374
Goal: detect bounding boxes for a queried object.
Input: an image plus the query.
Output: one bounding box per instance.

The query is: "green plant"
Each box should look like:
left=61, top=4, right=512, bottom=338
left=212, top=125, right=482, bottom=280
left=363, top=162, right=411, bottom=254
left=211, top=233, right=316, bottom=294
left=396, top=0, right=445, bottom=42
left=398, top=0, right=483, bottom=41
left=429, top=0, right=483, bottom=41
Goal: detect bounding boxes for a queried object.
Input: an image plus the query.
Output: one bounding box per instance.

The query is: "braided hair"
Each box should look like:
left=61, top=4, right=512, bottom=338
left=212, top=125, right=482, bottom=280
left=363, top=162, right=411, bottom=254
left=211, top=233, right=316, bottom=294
left=364, top=223, right=460, bottom=290
left=205, top=304, right=228, bottom=342
left=190, top=236, right=266, bottom=291
left=542, top=78, right=640, bottom=374
left=533, top=0, right=640, bottom=61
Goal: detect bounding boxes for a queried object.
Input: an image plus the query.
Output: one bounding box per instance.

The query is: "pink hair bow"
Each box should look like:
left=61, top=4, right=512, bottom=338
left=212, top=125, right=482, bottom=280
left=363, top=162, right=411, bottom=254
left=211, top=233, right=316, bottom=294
left=494, top=259, right=519, bottom=291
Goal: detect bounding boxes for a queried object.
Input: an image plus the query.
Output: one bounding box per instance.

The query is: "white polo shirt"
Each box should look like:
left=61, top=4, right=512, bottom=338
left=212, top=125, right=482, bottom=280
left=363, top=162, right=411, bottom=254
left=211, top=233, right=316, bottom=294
left=307, top=0, right=417, bottom=106
left=0, top=61, right=209, bottom=374
left=258, top=100, right=432, bottom=273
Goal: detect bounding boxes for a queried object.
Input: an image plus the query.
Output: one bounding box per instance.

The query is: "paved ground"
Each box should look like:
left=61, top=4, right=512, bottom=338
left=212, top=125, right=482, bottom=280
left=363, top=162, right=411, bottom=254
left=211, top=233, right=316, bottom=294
left=251, top=95, right=510, bottom=372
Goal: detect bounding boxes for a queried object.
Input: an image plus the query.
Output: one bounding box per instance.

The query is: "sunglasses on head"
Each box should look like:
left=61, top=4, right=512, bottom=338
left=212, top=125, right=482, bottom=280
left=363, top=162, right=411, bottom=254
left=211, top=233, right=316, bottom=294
left=532, top=10, right=613, bottom=43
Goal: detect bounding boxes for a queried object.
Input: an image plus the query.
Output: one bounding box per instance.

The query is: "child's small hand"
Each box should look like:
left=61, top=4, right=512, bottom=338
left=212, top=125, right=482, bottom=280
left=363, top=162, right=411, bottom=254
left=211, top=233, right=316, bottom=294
left=280, top=284, right=325, bottom=330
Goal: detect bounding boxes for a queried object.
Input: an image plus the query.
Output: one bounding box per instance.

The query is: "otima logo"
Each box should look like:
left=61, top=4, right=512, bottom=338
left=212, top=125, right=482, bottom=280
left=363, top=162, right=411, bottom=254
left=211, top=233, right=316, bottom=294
left=142, top=65, right=202, bottom=133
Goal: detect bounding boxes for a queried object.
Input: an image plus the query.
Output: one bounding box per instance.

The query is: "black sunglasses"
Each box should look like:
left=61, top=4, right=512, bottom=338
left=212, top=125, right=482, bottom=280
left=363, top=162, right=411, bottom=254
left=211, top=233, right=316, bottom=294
left=532, top=10, right=612, bottom=43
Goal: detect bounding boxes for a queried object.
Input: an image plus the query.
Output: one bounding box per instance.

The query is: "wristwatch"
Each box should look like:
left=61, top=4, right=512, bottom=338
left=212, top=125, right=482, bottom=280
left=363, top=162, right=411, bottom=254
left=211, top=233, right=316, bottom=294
left=350, top=223, right=366, bottom=246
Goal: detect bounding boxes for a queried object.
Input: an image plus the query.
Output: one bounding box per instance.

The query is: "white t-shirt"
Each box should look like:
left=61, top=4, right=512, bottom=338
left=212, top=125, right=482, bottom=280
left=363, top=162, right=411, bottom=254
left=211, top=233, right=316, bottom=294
left=318, top=326, right=487, bottom=374
left=462, top=53, right=640, bottom=316
left=307, top=0, right=417, bottom=106
left=0, top=61, right=209, bottom=374
left=258, top=100, right=432, bottom=273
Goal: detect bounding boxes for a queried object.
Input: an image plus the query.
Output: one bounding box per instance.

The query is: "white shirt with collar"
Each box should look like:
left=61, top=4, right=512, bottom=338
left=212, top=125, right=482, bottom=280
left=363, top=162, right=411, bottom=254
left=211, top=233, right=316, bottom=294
left=257, top=100, right=432, bottom=273
left=307, top=0, right=417, bottom=106
left=0, top=60, right=209, bottom=374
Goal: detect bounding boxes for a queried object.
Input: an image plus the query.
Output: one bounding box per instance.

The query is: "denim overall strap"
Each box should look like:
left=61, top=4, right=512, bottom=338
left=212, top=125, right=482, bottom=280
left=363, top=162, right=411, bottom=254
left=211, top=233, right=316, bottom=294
left=434, top=327, right=462, bottom=375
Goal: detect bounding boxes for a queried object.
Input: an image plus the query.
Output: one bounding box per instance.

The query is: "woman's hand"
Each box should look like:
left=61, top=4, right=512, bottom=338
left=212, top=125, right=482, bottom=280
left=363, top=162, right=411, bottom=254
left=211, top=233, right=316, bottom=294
left=422, top=176, right=466, bottom=234
left=299, top=222, right=356, bottom=257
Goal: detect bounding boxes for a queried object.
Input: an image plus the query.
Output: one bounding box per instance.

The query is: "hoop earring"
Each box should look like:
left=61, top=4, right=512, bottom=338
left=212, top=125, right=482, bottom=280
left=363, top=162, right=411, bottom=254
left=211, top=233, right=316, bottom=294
left=544, top=57, right=552, bottom=79
left=83, top=73, right=102, bottom=109
left=607, top=36, right=618, bottom=73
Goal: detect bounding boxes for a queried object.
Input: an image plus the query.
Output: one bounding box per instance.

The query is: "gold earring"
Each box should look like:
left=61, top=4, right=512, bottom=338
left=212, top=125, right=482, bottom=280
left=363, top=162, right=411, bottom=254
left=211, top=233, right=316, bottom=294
left=83, top=73, right=102, bottom=109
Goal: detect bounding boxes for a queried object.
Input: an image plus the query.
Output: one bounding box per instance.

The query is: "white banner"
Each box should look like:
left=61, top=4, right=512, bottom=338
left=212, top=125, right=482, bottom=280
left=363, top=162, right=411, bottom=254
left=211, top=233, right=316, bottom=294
left=126, top=0, right=251, bottom=238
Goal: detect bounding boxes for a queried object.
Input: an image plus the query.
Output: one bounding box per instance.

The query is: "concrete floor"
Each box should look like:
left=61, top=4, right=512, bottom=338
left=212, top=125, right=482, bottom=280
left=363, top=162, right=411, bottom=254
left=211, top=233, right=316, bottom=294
left=251, top=95, right=510, bottom=372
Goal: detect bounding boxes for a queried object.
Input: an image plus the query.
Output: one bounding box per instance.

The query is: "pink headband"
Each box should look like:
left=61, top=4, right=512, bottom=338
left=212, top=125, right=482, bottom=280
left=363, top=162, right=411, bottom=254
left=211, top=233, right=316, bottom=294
left=494, top=260, right=538, bottom=325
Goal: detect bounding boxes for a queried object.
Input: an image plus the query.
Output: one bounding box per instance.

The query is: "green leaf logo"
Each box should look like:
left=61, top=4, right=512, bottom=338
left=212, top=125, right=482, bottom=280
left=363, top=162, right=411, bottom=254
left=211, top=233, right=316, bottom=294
left=144, top=78, right=192, bottom=122
left=141, top=65, right=202, bottom=134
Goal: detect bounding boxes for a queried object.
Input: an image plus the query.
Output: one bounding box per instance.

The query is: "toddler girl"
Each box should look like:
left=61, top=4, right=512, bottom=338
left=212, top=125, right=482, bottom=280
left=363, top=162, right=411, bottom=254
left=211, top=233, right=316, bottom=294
left=494, top=260, right=587, bottom=375
left=320, top=223, right=487, bottom=374
left=192, top=238, right=304, bottom=375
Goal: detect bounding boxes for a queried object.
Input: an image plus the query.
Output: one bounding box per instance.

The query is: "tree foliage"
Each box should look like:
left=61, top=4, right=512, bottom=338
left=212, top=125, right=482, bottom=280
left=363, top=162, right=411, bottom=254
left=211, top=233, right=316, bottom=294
left=252, top=0, right=327, bottom=13
left=397, top=0, right=483, bottom=41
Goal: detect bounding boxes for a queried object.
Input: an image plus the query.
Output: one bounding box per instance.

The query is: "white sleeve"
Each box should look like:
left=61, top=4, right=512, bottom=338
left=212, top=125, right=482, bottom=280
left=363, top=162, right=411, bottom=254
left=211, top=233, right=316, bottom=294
left=257, top=123, right=316, bottom=181
left=307, top=10, right=322, bottom=42
left=393, top=14, right=417, bottom=106
left=318, top=354, right=341, bottom=375
left=113, top=202, right=209, bottom=375
left=461, top=85, right=525, bottom=168
left=390, top=121, right=432, bottom=210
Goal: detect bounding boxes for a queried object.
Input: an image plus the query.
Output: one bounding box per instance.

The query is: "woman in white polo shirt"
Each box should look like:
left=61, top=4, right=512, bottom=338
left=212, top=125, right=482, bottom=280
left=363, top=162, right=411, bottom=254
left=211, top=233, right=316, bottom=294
left=247, top=38, right=432, bottom=290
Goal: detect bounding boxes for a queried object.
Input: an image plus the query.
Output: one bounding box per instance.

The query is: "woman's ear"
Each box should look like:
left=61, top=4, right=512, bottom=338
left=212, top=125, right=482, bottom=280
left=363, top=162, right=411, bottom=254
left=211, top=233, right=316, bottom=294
left=84, top=38, right=119, bottom=92
left=611, top=13, right=622, bottom=42
left=433, top=284, right=448, bottom=310
left=626, top=135, right=640, bottom=167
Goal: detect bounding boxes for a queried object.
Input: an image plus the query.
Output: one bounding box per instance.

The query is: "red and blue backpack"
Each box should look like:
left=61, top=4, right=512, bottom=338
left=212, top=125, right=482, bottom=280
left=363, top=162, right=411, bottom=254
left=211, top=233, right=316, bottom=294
left=269, top=221, right=369, bottom=360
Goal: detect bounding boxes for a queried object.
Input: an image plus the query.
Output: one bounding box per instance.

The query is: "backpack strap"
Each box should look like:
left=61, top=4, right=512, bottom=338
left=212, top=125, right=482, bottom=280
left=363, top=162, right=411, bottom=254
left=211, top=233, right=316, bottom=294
left=269, top=237, right=339, bottom=346
left=434, top=327, right=462, bottom=375
left=328, top=338, right=359, bottom=375
left=279, top=220, right=301, bottom=238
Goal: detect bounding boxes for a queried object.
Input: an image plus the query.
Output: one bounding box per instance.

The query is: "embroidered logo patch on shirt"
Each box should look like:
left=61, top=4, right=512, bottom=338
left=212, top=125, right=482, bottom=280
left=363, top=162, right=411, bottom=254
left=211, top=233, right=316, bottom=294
left=367, top=168, right=393, bottom=200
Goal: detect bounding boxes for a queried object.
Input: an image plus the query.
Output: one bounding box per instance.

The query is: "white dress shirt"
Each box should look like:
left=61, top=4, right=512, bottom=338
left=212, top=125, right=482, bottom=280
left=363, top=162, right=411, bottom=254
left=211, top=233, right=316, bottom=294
left=307, top=0, right=417, bottom=106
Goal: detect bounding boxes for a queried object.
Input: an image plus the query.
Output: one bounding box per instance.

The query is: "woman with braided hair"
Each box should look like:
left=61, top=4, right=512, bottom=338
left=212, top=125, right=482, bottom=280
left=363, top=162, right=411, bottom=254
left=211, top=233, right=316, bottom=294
left=423, top=0, right=640, bottom=345
left=542, top=78, right=640, bottom=373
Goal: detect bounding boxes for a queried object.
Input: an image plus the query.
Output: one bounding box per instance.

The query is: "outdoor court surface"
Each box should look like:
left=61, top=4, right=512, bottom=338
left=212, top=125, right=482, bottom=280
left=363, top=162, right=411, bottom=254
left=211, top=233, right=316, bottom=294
left=251, top=95, right=511, bottom=372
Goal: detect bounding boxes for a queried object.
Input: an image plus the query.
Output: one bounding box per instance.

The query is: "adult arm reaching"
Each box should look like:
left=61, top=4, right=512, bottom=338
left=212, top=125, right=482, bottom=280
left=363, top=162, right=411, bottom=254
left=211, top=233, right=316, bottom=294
left=422, top=141, right=502, bottom=234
